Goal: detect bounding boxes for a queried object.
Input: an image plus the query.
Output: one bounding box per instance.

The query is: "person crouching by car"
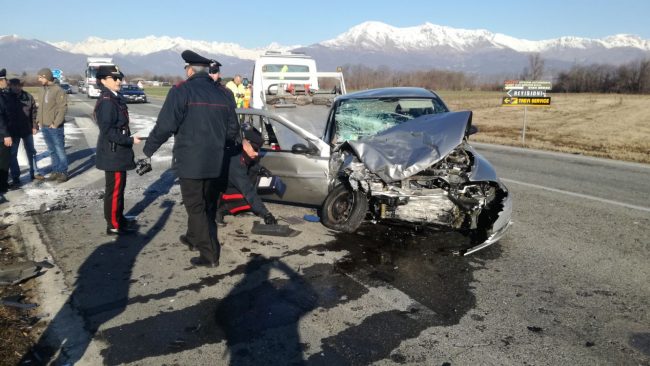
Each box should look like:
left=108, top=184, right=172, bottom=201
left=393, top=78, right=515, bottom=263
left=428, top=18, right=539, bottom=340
left=218, top=124, right=277, bottom=226
left=94, top=65, right=142, bottom=235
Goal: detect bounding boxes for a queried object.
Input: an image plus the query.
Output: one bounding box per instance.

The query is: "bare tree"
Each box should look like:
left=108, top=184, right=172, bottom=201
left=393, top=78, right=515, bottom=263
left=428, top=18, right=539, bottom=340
left=521, top=53, right=545, bottom=80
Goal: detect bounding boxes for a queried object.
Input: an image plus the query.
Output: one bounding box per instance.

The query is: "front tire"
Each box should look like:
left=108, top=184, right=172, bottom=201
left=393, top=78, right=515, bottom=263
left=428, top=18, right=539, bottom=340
left=321, top=184, right=368, bottom=233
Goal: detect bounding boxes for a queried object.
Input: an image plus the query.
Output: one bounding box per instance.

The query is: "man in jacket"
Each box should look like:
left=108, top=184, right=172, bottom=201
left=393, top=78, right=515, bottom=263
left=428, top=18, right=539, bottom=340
left=7, top=79, right=39, bottom=185
left=143, top=50, right=240, bottom=268
left=225, top=75, right=245, bottom=108
left=36, top=68, right=68, bottom=182
left=0, top=69, right=12, bottom=198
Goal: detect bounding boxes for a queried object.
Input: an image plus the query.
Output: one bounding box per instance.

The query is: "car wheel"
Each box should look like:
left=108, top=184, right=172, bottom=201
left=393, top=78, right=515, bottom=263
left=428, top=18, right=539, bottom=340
left=321, top=184, right=368, bottom=233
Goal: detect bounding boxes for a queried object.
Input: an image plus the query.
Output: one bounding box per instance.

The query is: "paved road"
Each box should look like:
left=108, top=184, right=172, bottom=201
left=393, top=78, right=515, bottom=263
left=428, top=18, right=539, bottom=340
left=3, top=94, right=648, bottom=365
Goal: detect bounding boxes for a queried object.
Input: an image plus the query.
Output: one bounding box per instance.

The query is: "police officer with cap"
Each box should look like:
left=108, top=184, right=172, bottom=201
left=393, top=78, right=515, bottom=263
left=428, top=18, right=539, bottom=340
left=218, top=124, right=277, bottom=226
left=208, top=59, right=236, bottom=107
left=206, top=59, right=274, bottom=225
left=94, top=65, right=142, bottom=235
left=142, top=50, right=240, bottom=268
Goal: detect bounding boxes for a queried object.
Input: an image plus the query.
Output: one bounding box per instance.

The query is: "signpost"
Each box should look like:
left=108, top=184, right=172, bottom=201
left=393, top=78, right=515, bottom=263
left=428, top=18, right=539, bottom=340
left=501, top=80, right=552, bottom=145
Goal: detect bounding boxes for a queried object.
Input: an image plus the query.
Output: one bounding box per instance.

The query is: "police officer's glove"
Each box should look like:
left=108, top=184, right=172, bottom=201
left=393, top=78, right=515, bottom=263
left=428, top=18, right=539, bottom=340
left=135, top=157, right=152, bottom=176
left=259, top=166, right=273, bottom=177
left=263, top=213, right=277, bottom=225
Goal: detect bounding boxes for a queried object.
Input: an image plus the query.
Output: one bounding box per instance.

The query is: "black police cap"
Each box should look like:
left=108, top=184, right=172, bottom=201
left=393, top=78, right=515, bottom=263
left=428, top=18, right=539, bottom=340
left=181, top=50, right=212, bottom=67
left=209, top=59, right=222, bottom=74
left=243, top=125, right=263, bottom=150
left=96, top=65, right=124, bottom=79
left=0, top=68, right=6, bottom=79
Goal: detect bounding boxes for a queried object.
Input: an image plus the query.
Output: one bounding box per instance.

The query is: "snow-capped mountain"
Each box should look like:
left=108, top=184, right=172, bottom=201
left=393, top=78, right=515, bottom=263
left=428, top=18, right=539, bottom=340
left=319, top=21, right=650, bottom=53
left=51, top=36, right=300, bottom=61
left=1, top=21, right=649, bottom=77
left=295, top=21, right=650, bottom=75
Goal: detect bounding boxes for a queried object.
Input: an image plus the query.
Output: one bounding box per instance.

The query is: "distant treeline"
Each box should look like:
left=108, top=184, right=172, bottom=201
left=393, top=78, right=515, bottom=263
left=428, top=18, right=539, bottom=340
left=341, top=58, right=650, bottom=94
left=553, top=59, right=650, bottom=94
left=341, top=64, right=478, bottom=92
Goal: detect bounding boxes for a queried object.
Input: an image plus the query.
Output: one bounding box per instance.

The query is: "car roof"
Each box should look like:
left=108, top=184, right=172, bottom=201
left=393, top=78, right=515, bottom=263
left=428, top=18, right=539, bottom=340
left=337, top=87, right=440, bottom=101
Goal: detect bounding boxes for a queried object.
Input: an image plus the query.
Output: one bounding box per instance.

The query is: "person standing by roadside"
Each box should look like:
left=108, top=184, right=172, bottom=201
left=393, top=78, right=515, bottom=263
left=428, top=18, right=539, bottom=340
left=35, top=68, right=68, bottom=182
left=94, top=65, right=142, bottom=235
left=7, top=78, right=39, bottom=185
left=143, top=50, right=240, bottom=268
left=0, top=69, right=12, bottom=199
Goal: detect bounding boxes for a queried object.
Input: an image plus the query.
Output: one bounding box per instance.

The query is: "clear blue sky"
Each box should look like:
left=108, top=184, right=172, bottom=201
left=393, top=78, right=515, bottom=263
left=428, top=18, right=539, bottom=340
left=4, top=0, right=649, bottom=47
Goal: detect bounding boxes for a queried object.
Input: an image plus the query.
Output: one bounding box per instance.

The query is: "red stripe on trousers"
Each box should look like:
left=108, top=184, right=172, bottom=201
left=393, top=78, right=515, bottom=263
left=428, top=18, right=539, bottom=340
left=222, top=193, right=245, bottom=200
left=112, top=172, right=122, bottom=229
left=229, top=204, right=252, bottom=214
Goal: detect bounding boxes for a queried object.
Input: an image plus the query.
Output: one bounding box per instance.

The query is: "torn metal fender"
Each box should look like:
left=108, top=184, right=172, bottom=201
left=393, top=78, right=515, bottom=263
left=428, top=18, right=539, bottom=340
left=466, top=147, right=499, bottom=183
left=464, top=187, right=513, bottom=256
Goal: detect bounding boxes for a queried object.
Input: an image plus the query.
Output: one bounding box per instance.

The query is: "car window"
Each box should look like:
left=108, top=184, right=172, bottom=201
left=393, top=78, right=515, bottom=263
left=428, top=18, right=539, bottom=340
left=239, top=113, right=309, bottom=151
left=334, top=97, right=448, bottom=142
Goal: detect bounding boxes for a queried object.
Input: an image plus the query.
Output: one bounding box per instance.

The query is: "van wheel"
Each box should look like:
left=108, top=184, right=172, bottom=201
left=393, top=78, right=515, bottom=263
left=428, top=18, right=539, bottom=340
left=321, top=184, right=368, bottom=233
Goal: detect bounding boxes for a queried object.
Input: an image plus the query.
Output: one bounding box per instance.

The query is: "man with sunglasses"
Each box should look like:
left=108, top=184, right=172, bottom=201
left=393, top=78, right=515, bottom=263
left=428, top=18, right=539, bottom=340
left=143, top=50, right=240, bottom=268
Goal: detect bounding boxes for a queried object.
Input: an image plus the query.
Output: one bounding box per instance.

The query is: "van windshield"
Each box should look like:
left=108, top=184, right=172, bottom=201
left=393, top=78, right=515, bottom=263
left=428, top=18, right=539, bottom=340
left=262, top=64, right=310, bottom=80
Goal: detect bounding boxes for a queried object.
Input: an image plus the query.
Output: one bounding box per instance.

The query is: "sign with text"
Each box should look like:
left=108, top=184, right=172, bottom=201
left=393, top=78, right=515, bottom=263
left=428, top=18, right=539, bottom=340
left=507, top=89, right=547, bottom=97
left=504, top=80, right=552, bottom=90
left=502, top=97, right=551, bottom=106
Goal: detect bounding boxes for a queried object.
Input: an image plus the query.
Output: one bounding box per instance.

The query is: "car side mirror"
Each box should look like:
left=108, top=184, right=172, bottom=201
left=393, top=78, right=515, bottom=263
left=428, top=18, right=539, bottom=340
left=291, top=143, right=313, bottom=155
left=467, top=125, right=478, bottom=136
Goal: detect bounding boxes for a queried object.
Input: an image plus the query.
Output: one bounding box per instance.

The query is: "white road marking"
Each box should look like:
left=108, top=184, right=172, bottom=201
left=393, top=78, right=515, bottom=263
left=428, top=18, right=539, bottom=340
left=502, top=178, right=650, bottom=213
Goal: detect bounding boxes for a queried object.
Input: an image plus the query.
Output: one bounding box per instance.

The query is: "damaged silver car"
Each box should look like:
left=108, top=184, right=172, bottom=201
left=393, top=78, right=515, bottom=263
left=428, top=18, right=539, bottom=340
left=238, top=87, right=512, bottom=254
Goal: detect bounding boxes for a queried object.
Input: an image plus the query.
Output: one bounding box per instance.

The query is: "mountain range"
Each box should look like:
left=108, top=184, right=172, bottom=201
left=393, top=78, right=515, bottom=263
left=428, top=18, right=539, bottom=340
left=1, top=21, right=649, bottom=79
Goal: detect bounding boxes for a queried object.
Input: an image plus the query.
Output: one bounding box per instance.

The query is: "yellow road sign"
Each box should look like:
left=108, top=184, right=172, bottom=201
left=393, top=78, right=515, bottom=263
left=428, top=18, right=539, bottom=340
left=502, top=96, right=551, bottom=106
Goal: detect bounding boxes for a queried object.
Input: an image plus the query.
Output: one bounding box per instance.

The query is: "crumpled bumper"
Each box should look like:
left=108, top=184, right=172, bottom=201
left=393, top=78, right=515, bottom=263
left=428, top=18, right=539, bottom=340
left=464, top=188, right=513, bottom=256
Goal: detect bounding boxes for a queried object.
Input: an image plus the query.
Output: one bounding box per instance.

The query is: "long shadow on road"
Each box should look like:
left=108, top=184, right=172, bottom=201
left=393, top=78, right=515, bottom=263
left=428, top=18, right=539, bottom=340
left=93, top=224, right=502, bottom=365
left=21, top=170, right=177, bottom=365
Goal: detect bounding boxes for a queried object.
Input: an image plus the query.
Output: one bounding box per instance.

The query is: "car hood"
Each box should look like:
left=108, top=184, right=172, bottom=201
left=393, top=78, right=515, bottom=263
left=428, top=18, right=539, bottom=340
left=337, top=111, right=472, bottom=183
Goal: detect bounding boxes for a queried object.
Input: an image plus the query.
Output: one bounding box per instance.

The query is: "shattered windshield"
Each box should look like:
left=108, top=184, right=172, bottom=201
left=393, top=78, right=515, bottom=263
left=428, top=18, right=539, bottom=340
left=334, top=97, right=448, bottom=142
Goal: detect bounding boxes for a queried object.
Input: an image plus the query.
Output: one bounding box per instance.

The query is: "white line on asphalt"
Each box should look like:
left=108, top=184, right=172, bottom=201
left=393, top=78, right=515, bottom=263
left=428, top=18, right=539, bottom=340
left=474, top=142, right=650, bottom=170
left=502, top=178, right=650, bottom=213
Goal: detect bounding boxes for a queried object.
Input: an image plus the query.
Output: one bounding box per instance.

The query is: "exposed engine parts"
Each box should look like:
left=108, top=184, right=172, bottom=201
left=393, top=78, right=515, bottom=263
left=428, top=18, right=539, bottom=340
left=331, top=142, right=507, bottom=232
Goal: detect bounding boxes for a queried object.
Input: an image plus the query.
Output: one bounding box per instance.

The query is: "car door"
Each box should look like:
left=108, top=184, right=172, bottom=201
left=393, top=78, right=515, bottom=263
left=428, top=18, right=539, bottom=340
left=237, top=109, right=330, bottom=207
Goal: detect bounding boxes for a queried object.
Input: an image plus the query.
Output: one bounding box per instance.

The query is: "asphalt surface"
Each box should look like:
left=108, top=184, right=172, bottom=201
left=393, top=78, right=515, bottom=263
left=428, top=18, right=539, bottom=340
left=2, top=93, right=648, bottom=365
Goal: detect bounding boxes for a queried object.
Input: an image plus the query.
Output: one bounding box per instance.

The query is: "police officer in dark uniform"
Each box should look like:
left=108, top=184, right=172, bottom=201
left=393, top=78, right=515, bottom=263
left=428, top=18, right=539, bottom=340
left=94, top=65, right=142, bottom=235
left=208, top=59, right=235, bottom=104
left=143, top=50, right=240, bottom=268
left=207, top=61, right=277, bottom=226
left=218, top=124, right=277, bottom=225
left=0, top=68, right=13, bottom=199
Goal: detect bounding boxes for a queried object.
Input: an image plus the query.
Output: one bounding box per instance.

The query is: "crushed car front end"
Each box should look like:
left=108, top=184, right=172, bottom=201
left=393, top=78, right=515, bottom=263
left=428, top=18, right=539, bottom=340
left=323, top=91, right=512, bottom=254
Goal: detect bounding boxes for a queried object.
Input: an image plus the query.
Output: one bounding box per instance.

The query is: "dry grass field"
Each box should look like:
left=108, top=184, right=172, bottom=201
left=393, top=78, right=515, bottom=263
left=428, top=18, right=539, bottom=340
left=438, top=91, right=650, bottom=164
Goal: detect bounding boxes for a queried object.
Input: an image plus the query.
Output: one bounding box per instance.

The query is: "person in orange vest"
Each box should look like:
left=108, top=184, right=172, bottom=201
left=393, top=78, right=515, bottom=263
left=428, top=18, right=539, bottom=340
left=242, top=78, right=251, bottom=108
left=225, top=75, right=245, bottom=108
